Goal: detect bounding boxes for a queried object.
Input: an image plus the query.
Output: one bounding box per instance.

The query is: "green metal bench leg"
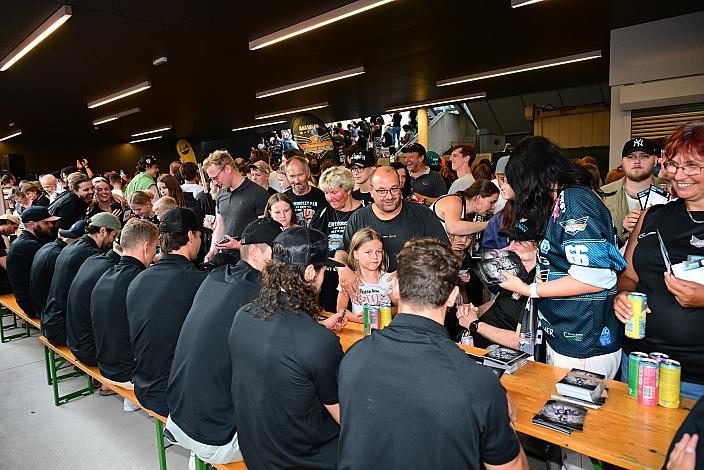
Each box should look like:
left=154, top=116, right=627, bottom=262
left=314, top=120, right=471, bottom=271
left=47, top=348, right=94, bottom=406
left=194, top=456, right=212, bottom=470
left=1, top=311, right=29, bottom=343
left=44, top=346, right=52, bottom=385
left=155, top=418, right=170, bottom=470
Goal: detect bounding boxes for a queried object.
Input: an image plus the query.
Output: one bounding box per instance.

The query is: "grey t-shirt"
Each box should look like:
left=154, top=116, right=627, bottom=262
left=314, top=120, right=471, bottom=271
left=448, top=173, right=475, bottom=195
left=216, top=179, right=269, bottom=239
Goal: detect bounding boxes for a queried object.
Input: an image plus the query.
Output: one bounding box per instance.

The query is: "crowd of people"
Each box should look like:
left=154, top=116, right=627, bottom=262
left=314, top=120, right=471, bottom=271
left=1, top=119, right=703, bottom=470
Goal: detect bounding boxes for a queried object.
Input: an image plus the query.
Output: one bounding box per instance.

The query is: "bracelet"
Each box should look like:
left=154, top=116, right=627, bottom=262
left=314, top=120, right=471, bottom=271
left=529, top=282, right=540, bottom=299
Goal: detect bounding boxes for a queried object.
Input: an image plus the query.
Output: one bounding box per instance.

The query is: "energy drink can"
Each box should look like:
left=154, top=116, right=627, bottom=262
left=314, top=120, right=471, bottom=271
left=638, top=359, right=659, bottom=407
left=625, top=293, right=647, bottom=339
left=628, top=352, right=649, bottom=397
left=649, top=352, right=669, bottom=363
left=363, top=305, right=380, bottom=335
left=659, top=359, right=681, bottom=408
left=380, top=304, right=392, bottom=328
left=460, top=330, right=474, bottom=347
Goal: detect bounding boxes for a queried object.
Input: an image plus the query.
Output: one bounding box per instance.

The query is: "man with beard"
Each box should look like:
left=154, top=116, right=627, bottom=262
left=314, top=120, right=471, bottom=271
left=48, top=172, right=95, bottom=231
left=602, top=138, right=660, bottom=243
left=284, top=156, right=328, bottom=227
left=7, top=207, right=59, bottom=317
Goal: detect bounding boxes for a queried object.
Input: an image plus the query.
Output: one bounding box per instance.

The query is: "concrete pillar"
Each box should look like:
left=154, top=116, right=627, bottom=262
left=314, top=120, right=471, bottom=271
left=417, top=108, right=428, bottom=149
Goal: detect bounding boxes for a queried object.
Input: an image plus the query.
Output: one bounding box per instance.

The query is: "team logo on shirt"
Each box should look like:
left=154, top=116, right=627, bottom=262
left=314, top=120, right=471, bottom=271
left=599, top=327, right=612, bottom=346
left=559, top=217, right=589, bottom=236
left=540, top=239, right=550, bottom=254
left=691, top=235, right=704, bottom=249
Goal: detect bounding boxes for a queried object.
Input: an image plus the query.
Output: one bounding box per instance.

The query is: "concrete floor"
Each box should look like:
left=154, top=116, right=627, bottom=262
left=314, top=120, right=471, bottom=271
left=0, top=319, right=189, bottom=470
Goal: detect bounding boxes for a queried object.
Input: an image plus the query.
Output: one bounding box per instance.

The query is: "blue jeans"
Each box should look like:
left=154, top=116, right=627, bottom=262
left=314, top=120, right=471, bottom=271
left=620, top=351, right=704, bottom=400
left=392, top=126, right=401, bottom=147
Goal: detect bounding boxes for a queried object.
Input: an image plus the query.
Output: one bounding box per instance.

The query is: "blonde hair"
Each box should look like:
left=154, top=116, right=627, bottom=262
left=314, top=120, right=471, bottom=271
left=129, top=190, right=153, bottom=206
left=203, top=149, right=234, bottom=171
left=120, top=218, right=159, bottom=250
left=318, top=166, right=354, bottom=192
left=347, top=228, right=388, bottom=274
left=153, top=196, right=177, bottom=214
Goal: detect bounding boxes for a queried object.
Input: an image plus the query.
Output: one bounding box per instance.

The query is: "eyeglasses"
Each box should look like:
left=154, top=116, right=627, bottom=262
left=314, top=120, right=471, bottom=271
left=664, top=161, right=703, bottom=176
left=372, top=186, right=402, bottom=197
left=350, top=166, right=366, bottom=173
left=209, top=165, right=227, bottom=182
left=623, top=154, right=654, bottom=162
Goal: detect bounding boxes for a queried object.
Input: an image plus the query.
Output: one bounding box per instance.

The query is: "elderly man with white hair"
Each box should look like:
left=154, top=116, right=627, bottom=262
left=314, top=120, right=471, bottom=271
left=39, top=174, right=60, bottom=203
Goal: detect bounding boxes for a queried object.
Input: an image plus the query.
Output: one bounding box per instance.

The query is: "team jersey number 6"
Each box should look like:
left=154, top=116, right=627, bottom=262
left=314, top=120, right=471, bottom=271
left=565, top=244, right=589, bottom=266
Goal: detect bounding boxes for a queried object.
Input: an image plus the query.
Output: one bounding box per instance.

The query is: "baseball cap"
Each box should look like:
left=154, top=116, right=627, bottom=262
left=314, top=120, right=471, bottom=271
left=138, top=155, right=159, bottom=168
left=59, top=219, right=88, bottom=239
left=499, top=218, right=538, bottom=242
left=247, top=161, right=271, bottom=174
left=495, top=156, right=510, bottom=174
left=159, top=207, right=206, bottom=234
left=622, top=138, right=657, bottom=158
left=426, top=151, right=440, bottom=167
left=240, top=218, right=283, bottom=246
left=401, top=142, right=426, bottom=156
left=89, top=212, right=122, bottom=233
left=21, top=206, right=60, bottom=224
left=272, top=227, right=345, bottom=267
left=0, top=214, right=21, bottom=225
left=347, top=151, right=375, bottom=169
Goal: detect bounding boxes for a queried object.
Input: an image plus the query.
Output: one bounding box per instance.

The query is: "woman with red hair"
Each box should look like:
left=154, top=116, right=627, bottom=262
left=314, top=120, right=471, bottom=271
left=615, top=121, right=704, bottom=399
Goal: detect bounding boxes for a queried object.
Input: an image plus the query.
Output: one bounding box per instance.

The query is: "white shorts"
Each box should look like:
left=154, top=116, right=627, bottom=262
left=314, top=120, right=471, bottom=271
left=164, top=416, right=243, bottom=465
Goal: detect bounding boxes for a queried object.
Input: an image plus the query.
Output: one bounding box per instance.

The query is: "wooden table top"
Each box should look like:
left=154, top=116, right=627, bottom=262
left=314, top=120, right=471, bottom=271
left=334, top=323, right=692, bottom=469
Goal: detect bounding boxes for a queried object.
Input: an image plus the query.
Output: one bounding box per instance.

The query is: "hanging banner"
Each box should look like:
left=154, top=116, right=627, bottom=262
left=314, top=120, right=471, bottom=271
left=291, top=113, right=333, bottom=155
left=176, top=139, right=197, bottom=163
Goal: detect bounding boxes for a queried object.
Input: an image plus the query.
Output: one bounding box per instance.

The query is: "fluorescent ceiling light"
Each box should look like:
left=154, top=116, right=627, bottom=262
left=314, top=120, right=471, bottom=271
left=131, top=126, right=172, bottom=137
left=385, top=93, right=486, bottom=113
left=437, top=51, right=602, bottom=87
left=255, top=102, right=329, bottom=120
left=249, top=0, right=394, bottom=50
left=0, top=130, right=22, bottom=142
left=87, top=81, right=151, bottom=109
left=511, top=0, right=545, bottom=7
left=0, top=5, right=72, bottom=72
left=129, top=135, right=163, bottom=144
left=93, top=107, right=141, bottom=126
left=232, top=120, right=287, bottom=132
left=256, top=67, right=365, bottom=99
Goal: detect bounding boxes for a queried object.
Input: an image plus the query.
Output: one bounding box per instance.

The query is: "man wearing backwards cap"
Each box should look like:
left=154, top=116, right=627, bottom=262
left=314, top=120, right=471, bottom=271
left=42, top=212, right=120, bottom=346
left=125, top=155, right=160, bottom=202
left=601, top=137, right=661, bottom=242
left=127, top=208, right=208, bottom=417
left=228, top=227, right=347, bottom=470
left=0, top=214, right=20, bottom=295
left=7, top=207, right=59, bottom=317
left=165, top=218, right=283, bottom=466
left=348, top=150, right=375, bottom=204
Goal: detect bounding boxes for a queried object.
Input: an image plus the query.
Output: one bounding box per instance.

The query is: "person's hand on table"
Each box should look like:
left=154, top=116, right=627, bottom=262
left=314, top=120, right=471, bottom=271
left=339, top=308, right=362, bottom=323
left=667, top=433, right=698, bottom=470
left=321, top=311, right=347, bottom=331
left=456, top=303, right=478, bottom=329
left=499, top=272, right=529, bottom=297
left=214, top=235, right=241, bottom=251
left=337, top=265, right=360, bottom=298
left=665, top=273, right=704, bottom=308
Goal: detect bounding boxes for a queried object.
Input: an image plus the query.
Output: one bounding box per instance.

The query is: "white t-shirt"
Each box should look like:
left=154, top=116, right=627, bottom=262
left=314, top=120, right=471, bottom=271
left=626, top=191, right=640, bottom=212
left=339, top=272, right=394, bottom=315
left=447, top=173, right=475, bottom=195
left=181, top=183, right=205, bottom=197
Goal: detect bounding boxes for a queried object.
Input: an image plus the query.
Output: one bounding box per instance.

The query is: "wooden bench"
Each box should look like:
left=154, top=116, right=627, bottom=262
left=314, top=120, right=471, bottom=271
left=0, top=293, right=40, bottom=342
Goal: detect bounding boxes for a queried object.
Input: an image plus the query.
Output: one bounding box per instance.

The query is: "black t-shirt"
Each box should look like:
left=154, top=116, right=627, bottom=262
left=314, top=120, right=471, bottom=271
left=410, top=169, right=448, bottom=198
left=65, top=250, right=120, bottom=366
left=91, top=256, right=145, bottom=382
left=42, top=235, right=103, bottom=345
left=7, top=231, right=47, bottom=317
left=0, top=239, right=10, bottom=295
left=341, top=201, right=449, bottom=270
left=48, top=191, right=88, bottom=231
left=666, top=395, right=704, bottom=469
left=351, top=189, right=373, bottom=205
left=284, top=186, right=329, bottom=227
left=392, top=112, right=402, bottom=126
left=29, top=239, right=67, bottom=314
left=338, top=314, right=521, bottom=469
left=229, top=298, right=343, bottom=470
left=167, top=260, right=262, bottom=446
left=127, top=254, right=206, bottom=417
left=216, top=179, right=269, bottom=239
left=625, top=199, right=704, bottom=384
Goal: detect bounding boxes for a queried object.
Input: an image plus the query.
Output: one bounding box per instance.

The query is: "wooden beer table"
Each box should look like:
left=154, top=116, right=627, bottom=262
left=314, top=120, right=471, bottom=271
left=334, top=322, right=693, bottom=469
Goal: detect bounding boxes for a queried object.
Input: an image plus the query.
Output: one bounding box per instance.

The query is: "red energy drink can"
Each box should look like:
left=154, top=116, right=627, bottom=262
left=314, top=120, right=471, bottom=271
left=638, top=359, right=659, bottom=407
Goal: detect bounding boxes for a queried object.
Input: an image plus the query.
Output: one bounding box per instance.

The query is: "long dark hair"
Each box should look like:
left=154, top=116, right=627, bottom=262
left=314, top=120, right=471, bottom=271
left=389, top=161, right=413, bottom=198
left=255, top=259, right=324, bottom=320
left=506, top=136, right=592, bottom=238
left=461, top=179, right=499, bottom=200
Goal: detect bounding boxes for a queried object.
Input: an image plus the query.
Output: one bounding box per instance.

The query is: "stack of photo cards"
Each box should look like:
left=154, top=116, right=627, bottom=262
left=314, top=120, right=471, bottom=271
left=659, top=231, right=704, bottom=285
left=465, top=346, right=531, bottom=374
left=637, top=184, right=671, bottom=210
left=553, top=368, right=608, bottom=409
left=532, top=400, right=588, bottom=435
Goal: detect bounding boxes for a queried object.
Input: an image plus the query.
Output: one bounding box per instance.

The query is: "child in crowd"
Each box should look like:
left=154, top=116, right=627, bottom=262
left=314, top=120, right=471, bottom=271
left=337, top=228, right=397, bottom=322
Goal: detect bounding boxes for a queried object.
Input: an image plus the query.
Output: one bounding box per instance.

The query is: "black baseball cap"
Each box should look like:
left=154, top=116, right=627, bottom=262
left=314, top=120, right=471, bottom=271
left=240, top=218, right=283, bottom=246
left=139, top=155, right=159, bottom=167
left=347, top=150, right=375, bottom=169
left=622, top=138, right=657, bottom=158
left=159, top=208, right=208, bottom=234
left=499, top=218, right=538, bottom=242
left=401, top=142, right=426, bottom=156
left=272, top=227, right=345, bottom=267
left=59, top=219, right=88, bottom=239
left=21, top=206, right=60, bottom=224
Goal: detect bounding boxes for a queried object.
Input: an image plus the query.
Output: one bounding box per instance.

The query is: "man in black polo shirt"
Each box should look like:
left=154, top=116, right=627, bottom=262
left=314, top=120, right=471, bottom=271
left=48, top=172, right=94, bottom=231
left=42, top=213, right=120, bottom=346
left=403, top=142, right=447, bottom=204
left=203, top=150, right=269, bottom=264
left=0, top=214, right=20, bottom=295
left=228, top=227, right=345, bottom=470
left=165, top=218, right=282, bottom=465
left=127, top=208, right=207, bottom=417
left=284, top=155, right=328, bottom=226
left=338, top=238, right=527, bottom=470
left=7, top=207, right=58, bottom=317
left=30, top=220, right=84, bottom=315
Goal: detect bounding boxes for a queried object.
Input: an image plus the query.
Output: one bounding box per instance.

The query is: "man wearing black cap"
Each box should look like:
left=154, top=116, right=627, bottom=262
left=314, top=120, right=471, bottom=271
left=348, top=150, right=375, bottom=204
left=30, top=219, right=84, bottom=315
left=126, top=208, right=207, bottom=417
left=602, top=137, right=660, bottom=242
left=7, top=207, right=59, bottom=317
left=125, top=155, right=160, bottom=203
left=402, top=142, right=447, bottom=205
left=164, top=218, right=283, bottom=465
left=228, top=227, right=346, bottom=470
left=42, top=213, right=121, bottom=346
left=48, top=172, right=94, bottom=231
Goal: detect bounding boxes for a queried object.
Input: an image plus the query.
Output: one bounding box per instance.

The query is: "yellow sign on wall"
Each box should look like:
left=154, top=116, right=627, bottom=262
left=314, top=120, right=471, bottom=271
left=176, top=139, right=197, bottom=163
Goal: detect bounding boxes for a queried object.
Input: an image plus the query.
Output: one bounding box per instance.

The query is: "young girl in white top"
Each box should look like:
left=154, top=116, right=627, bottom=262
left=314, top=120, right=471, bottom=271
left=337, top=228, right=397, bottom=322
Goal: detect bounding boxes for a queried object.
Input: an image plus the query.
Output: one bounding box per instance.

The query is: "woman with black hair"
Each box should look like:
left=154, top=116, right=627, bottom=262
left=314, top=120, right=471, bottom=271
left=389, top=161, right=413, bottom=200
left=498, top=136, right=625, bottom=469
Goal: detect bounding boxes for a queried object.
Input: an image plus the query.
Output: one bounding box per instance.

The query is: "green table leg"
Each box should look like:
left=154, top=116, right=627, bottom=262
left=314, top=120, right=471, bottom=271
left=155, top=418, right=168, bottom=470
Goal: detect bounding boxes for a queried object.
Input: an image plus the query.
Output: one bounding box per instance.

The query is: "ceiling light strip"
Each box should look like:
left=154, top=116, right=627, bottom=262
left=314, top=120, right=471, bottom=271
left=93, top=107, right=141, bottom=126
left=131, top=126, right=172, bottom=137
left=385, top=93, right=486, bottom=113
left=232, top=120, right=287, bottom=132
left=249, top=0, right=394, bottom=50
left=0, top=5, right=72, bottom=72
left=0, top=130, right=22, bottom=142
left=256, top=67, right=365, bottom=99
left=255, top=102, right=329, bottom=120
left=437, top=51, right=602, bottom=87
left=129, top=135, right=163, bottom=144
left=511, top=0, right=545, bottom=7
left=87, top=81, right=152, bottom=109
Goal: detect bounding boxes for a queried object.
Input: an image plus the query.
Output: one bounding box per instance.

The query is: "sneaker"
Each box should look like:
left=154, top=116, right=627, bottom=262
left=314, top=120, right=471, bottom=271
left=123, top=398, right=140, bottom=412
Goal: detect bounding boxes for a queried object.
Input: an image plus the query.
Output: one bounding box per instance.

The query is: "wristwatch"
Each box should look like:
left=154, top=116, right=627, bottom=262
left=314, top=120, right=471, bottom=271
left=469, top=319, right=481, bottom=335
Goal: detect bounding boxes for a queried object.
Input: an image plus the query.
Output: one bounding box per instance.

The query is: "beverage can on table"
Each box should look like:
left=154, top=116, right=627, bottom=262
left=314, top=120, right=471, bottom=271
left=628, top=352, right=649, bottom=397
left=638, top=358, right=659, bottom=407
left=659, top=359, right=681, bottom=409
left=363, top=305, right=381, bottom=335
left=625, top=293, right=647, bottom=339
left=380, top=304, right=392, bottom=328
left=649, top=352, right=669, bottom=363
left=460, top=331, right=474, bottom=347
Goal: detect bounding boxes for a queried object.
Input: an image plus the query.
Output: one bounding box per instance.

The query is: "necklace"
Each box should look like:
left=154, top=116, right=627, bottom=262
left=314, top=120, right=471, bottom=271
left=687, top=208, right=704, bottom=224
left=332, top=208, right=353, bottom=223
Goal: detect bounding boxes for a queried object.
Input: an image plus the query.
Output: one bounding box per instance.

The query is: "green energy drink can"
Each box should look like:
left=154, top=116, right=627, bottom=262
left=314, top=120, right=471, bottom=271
left=625, top=293, right=647, bottom=339
left=659, top=359, right=681, bottom=408
left=628, top=352, right=648, bottom=397
left=363, top=305, right=380, bottom=335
